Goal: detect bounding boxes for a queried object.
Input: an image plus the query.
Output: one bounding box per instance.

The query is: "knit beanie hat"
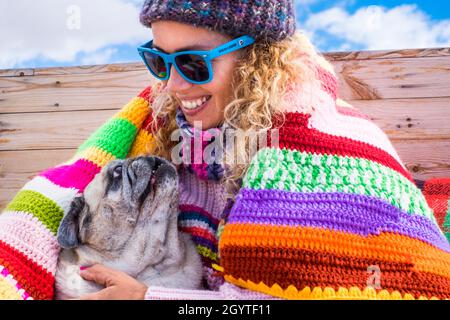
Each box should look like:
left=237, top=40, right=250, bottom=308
left=139, top=0, right=296, bottom=43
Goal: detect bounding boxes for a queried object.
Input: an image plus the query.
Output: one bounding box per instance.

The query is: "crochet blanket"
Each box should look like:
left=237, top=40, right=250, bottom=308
left=1, top=62, right=449, bottom=300
left=0, top=89, right=153, bottom=299
left=217, top=64, right=450, bottom=299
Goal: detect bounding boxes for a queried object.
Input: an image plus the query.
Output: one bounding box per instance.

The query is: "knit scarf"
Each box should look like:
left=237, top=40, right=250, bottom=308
left=175, top=107, right=226, bottom=181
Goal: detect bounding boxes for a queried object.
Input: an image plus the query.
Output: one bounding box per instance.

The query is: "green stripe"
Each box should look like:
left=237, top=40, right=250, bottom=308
left=444, top=201, right=450, bottom=243
left=244, top=148, right=436, bottom=224
left=77, top=118, right=138, bottom=159
left=6, top=190, right=64, bottom=235
left=196, top=245, right=218, bottom=262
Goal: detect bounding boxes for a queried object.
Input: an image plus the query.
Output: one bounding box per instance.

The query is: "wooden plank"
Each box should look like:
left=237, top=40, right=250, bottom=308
left=2, top=57, right=449, bottom=114
left=1, top=48, right=448, bottom=78
left=349, top=97, right=450, bottom=140
left=2, top=139, right=449, bottom=210
left=0, top=109, right=119, bottom=151
left=0, top=149, right=76, bottom=211
left=393, top=140, right=450, bottom=181
left=334, top=56, right=450, bottom=100
left=2, top=66, right=449, bottom=114
left=0, top=63, right=145, bottom=78
left=326, top=47, right=450, bottom=61
left=1, top=96, right=448, bottom=152
left=0, top=70, right=153, bottom=114
left=0, top=69, right=34, bottom=77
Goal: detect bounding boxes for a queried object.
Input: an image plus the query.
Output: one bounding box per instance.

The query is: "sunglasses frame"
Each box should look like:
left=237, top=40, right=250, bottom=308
left=137, top=35, right=255, bottom=85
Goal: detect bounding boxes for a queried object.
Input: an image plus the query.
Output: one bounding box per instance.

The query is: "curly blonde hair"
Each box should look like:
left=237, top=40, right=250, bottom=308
left=146, top=31, right=329, bottom=199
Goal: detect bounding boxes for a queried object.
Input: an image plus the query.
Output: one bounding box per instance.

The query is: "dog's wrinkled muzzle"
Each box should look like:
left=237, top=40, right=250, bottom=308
left=125, top=156, right=176, bottom=205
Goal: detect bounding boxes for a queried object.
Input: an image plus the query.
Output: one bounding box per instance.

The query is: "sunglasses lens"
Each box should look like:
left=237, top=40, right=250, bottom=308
left=143, top=52, right=167, bottom=79
left=175, top=54, right=209, bottom=83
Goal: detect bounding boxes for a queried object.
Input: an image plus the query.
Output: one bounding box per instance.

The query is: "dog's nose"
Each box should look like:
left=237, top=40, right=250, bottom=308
left=135, top=156, right=167, bottom=171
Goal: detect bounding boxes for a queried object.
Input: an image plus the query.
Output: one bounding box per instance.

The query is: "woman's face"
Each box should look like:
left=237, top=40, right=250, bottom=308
left=151, top=21, right=240, bottom=129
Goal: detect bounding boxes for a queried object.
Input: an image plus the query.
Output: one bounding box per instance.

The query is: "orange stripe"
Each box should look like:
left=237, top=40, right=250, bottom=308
left=219, top=223, right=450, bottom=279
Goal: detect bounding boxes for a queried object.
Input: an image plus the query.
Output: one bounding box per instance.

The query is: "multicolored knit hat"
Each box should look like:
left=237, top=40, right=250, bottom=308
left=139, top=0, right=296, bottom=42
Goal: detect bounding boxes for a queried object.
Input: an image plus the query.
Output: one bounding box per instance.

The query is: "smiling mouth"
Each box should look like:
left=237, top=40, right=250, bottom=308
left=180, top=96, right=212, bottom=113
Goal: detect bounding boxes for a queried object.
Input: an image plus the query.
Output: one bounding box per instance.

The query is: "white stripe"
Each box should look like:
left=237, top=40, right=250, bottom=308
left=308, top=93, right=405, bottom=167
left=178, top=219, right=217, bottom=237
left=22, top=176, right=80, bottom=213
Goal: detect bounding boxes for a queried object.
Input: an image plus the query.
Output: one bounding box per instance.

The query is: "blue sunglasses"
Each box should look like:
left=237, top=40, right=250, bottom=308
left=137, top=35, right=255, bottom=84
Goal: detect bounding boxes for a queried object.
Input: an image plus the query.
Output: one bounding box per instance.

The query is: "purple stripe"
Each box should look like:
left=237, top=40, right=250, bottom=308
left=190, top=235, right=218, bottom=253
left=229, top=188, right=450, bottom=253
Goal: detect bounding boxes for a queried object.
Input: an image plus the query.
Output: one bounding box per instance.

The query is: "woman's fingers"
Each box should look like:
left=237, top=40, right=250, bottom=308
left=79, top=264, right=118, bottom=287
left=77, top=264, right=148, bottom=299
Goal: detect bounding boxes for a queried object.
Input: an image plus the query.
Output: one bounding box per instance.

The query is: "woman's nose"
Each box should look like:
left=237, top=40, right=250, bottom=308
left=165, top=64, right=193, bottom=93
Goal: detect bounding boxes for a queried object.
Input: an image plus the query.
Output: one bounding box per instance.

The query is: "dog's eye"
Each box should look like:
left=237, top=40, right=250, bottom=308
left=113, top=165, right=122, bottom=179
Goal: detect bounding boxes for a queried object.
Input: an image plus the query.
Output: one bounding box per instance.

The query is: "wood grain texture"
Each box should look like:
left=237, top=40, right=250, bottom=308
left=2, top=56, right=449, bottom=114
left=1, top=97, right=448, bottom=152
left=0, top=69, right=152, bottom=113
left=0, top=149, right=75, bottom=210
left=0, top=109, right=119, bottom=151
left=350, top=97, right=450, bottom=140
left=325, top=47, right=450, bottom=61
left=334, top=56, right=450, bottom=100
left=1, top=47, right=449, bottom=211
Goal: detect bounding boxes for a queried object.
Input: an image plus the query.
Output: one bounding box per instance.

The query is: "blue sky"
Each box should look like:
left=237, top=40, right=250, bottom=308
left=0, top=0, right=449, bottom=70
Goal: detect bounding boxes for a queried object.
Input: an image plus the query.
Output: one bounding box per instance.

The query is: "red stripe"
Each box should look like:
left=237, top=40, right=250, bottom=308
left=180, top=226, right=218, bottom=245
left=424, top=178, right=450, bottom=196
left=179, top=204, right=220, bottom=225
left=423, top=195, right=449, bottom=228
left=137, top=85, right=153, bottom=102
left=141, top=113, right=154, bottom=133
left=137, top=86, right=167, bottom=134
left=0, top=240, right=54, bottom=300
left=272, top=112, right=414, bottom=182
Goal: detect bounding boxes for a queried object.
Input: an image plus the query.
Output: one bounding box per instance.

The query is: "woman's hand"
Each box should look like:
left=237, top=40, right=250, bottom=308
left=78, top=264, right=148, bottom=300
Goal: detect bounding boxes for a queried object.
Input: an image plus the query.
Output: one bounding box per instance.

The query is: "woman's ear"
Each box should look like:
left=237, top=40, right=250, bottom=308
left=57, top=196, right=85, bottom=249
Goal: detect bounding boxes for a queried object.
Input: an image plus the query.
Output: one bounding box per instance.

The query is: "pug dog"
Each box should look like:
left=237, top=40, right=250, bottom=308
left=55, top=156, right=202, bottom=300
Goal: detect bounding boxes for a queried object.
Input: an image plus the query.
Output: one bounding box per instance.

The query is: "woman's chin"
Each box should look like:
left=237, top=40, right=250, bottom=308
left=183, top=100, right=222, bottom=129
left=185, top=116, right=220, bottom=130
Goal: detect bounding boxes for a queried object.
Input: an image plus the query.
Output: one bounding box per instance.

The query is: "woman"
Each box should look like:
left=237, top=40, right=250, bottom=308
left=1, top=0, right=449, bottom=300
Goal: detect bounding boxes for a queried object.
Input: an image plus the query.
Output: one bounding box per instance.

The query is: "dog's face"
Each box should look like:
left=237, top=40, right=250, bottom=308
left=57, top=156, right=179, bottom=253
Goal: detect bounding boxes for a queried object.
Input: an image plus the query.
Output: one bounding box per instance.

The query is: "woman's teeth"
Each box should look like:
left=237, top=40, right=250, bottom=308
left=181, top=96, right=210, bottom=110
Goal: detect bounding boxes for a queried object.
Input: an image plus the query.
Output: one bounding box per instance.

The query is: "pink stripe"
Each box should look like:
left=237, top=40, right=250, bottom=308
left=0, top=211, right=60, bottom=274
left=39, top=158, right=101, bottom=192
left=145, top=286, right=224, bottom=300
left=317, top=67, right=338, bottom=100
left=336, top=106, right=371, bottom=120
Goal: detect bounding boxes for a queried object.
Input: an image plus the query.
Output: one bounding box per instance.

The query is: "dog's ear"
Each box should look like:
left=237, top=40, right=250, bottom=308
left=57, top=196, right=85, bottom=249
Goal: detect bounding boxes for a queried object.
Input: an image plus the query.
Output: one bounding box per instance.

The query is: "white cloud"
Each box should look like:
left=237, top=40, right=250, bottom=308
left=0, top=0, right=150, bottom=69
left=305, top=4, right=450, bottom=51
left=80, top=48, right=118, bottom=65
